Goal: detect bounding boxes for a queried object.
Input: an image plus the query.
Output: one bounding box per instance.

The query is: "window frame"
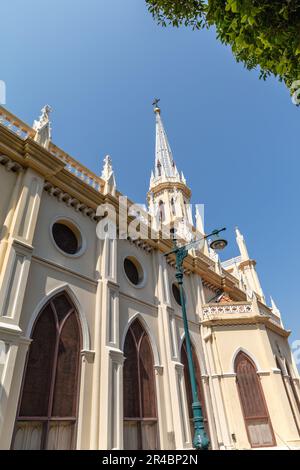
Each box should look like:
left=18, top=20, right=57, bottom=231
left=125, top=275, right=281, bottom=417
left=235, top=351, right=276, bottom=448
left=12, top=293, right=82, bottom=450
left=50, top=216, right=86, bottom=258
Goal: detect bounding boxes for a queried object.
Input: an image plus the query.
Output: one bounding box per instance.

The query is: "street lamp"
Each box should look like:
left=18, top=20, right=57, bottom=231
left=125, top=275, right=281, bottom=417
left=165, top=227, right=227, bottom=450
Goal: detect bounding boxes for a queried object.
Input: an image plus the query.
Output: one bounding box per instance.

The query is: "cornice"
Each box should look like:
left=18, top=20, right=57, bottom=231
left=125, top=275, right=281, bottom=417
left=0, top=125, right=26, bottom=163
left=24, top=139, right=66, bottom=177
left=201, top=315, right=290, bottom=338
left=148, top=181, right=191, bottom=199
left=239, top=259, right=257, bottom=270
left=48, top=169, right=105, bottom=210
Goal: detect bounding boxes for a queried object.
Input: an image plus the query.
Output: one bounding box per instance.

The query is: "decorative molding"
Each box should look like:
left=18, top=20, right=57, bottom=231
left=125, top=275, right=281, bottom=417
left=119, top=290, right=158, bottom=311
left=257, top=371, right=271, bottom=377
left=154, top=365, right=164, bottom=375
left=203, top=302, right=252, bottom=317
left=26, top=283, right=91, bottom=351
left=81, top=349, right=95, bottom=363
left=211, top=373, right=236, bottom=379
left=271, top=367, right=282, bottom=375
left=31, top=255, right=98, bottom=286
left=126, top=237, right=153, bottom=253
left=109, top=348, right=125, bottom=365
left=44, top=182, right=98, bottom=221
left=174, top=362, right=185, bottom=372
left=106, top=279, right=120, bottom=291
left=0, top=321, right=23, bottom=337
left=0, top=154, right=23, bottom=173
left=12, top=238, right=34, bottom=255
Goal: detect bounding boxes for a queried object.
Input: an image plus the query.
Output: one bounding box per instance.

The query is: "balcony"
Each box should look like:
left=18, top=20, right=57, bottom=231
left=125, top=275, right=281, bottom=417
left=202, top=300, right=285, bottom=334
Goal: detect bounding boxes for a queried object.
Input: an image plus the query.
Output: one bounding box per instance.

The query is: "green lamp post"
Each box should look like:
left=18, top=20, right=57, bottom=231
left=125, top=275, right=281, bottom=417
left=165, top=228, right=227, bottom=450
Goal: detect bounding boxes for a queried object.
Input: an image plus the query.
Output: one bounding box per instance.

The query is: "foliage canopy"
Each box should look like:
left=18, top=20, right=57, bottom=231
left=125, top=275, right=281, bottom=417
left=146, top=0, right=300, bottom=89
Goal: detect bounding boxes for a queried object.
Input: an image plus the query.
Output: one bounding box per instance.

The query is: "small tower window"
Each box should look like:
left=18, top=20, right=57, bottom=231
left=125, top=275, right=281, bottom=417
left=157, top=161, right=162, bottom=177
left=159, top=200, right=165, bottom=222
left=171, top=197, right=176, bottom=216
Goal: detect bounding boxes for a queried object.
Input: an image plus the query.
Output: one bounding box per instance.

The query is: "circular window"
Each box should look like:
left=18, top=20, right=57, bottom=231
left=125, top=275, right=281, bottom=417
left=172, top=282, right=186, bottom=306
left=124, top=257, right=144, bottom=286
left=52, top=221, right=81, bottom=255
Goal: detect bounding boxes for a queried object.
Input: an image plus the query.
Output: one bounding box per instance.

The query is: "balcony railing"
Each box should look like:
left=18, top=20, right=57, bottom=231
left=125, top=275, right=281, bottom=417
left=203, top=301, right=282, bottom=327
left=203, top=302, right=253, bottom=318
left=0, top=106, right=104, bottom=194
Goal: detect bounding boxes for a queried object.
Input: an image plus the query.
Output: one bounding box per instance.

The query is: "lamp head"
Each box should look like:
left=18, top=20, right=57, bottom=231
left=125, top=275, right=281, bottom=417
left=209, top=238, right=228, bottom=251
left=209, top=228, right=228, bottom=251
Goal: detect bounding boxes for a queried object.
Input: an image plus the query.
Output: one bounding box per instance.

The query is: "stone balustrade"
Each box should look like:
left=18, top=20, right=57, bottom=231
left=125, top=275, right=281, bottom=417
left=203, top=300, right=282, bottom=327
left=0, top=106, right=104, bottom=194
left=203, top=302, right=253, bottom=318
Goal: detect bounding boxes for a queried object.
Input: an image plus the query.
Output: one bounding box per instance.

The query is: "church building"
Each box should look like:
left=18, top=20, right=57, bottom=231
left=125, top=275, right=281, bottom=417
left=0, top=102, right=299, bottom=450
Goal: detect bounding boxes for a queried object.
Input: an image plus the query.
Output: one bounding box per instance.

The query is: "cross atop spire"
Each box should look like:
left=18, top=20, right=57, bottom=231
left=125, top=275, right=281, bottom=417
left=152, top=97, right=160, bottom=110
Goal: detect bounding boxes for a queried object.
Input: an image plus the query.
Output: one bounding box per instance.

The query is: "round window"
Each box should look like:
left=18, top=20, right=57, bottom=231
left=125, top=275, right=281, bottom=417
left=124, top=257, right=144, bottom=286
left=52, top=222, right=81, bottom=255
left=172, top=282, right=185, bottom=306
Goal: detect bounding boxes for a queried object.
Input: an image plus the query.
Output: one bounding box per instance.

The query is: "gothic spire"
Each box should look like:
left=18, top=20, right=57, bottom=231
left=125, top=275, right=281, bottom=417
left=150, top=102, right=183, bottom=188
left=235, top=226, right=250, bottom=261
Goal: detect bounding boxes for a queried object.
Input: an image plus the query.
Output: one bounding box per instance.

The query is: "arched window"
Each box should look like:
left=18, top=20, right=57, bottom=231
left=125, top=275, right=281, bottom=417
left=157, top=161, right=162, bottom=177
left=235, top=351, right=275, bottom=448
left=181, top=340, right=210, bottom=441
left=123, top=319, right=159, bottom=450
left=276, top=358, right=300, bottom=436
left=12, top=293, right=81, bottom=450
left=158, top=200, right=165, bottom=223
left=170, top=197, right=176, bottom=216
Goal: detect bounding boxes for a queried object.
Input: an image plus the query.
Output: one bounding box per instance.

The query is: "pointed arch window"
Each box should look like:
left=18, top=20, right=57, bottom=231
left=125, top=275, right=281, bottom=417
left=12, top=293, right=81, bottom=450
left=157, top=161, right=162, bottom=177
left=170, top=197, right=176, bottom=216
left=123, top=319, right=159, bottom=450
left=158, top=200, right=165, bottom=223
left=181, top=340, right=210, bottom=441
left=235, top=351, right=276, bottom=447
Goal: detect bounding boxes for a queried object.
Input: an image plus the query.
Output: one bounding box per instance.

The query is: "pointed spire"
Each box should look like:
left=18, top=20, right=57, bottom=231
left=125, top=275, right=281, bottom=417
left=235, top=226, right=250, bottom=261
left=195, top=204, right=205, bottom=234
left=33, top=105, right=52, bottom=149
left=150, top=100, right=184, bottom=189
left=270, top=296, right=281, bottom=317
left=101, top=155, right=116, bottom=195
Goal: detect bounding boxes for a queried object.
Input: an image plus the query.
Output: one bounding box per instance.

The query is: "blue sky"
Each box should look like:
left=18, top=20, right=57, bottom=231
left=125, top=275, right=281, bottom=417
left=1, top=0, right=299, bottom=348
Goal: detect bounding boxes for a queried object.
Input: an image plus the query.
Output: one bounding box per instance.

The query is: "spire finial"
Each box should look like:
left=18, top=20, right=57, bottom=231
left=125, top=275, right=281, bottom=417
left=235, top=226, right=249, bottom=260
left=152, top=98, right=160, bottom=113
left=33, top=104, right=52, bottom=149
left=101, top=154, right=116, bottom=195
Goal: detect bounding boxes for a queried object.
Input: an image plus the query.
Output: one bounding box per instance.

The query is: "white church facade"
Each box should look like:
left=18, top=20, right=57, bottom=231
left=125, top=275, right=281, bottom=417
left=0, top=103, right=299, bottom=450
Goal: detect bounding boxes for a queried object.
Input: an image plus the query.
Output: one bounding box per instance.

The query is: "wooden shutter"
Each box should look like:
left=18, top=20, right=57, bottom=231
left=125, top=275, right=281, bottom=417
left=235, top=352, right=275, bottom=447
